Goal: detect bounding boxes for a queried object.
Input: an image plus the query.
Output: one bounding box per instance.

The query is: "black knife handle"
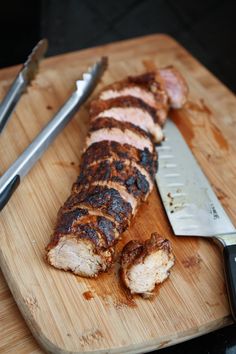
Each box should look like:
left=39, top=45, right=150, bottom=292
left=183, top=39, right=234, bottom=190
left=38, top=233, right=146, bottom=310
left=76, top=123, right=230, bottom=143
left=223, top=245, right=236, bottom=321
left=0, top=175, right=20, bottom=211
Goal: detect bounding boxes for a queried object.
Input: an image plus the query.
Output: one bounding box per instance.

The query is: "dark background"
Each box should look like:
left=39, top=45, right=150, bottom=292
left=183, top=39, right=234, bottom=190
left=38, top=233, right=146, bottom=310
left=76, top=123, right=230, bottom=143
left=1, top=0, right=236, bottom=353
left=1, top=0, right=236, bottom=93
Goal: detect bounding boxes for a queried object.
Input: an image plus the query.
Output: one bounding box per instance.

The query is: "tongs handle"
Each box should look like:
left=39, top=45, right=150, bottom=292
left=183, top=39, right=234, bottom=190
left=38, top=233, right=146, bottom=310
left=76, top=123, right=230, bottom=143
left=0, top=57, right=107, bottom=211
left=0, top=73, right=26, bottom=133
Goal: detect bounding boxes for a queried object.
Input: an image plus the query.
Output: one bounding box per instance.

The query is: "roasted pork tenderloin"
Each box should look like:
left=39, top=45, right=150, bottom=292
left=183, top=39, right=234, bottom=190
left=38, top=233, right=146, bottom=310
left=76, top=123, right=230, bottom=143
left=120, top=233, right=175, bottom=298
left=46, top=66, right=188, bottom=277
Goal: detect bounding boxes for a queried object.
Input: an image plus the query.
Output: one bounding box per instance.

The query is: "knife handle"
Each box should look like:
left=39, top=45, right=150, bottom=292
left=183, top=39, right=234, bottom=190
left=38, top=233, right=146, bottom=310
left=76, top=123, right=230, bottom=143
left=223, top=244, right=236, bottom=321
left=0, top=73, right=26, bottom=133
left=0, top=175, right=20, bottom=211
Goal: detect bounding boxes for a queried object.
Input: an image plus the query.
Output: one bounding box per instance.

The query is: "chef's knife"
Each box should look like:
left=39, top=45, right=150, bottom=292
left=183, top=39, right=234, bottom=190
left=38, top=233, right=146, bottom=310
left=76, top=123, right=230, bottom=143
left=156, top=119, right=236, bottom=321
left=0, top=57, right=107, bottom=210
left=0, top=38, right=48, bottom=133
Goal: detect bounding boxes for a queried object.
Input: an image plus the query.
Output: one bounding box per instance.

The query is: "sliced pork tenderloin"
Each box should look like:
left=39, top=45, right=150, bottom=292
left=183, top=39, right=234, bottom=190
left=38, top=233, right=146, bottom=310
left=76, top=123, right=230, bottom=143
left=46, top=66, right=188, bottom=278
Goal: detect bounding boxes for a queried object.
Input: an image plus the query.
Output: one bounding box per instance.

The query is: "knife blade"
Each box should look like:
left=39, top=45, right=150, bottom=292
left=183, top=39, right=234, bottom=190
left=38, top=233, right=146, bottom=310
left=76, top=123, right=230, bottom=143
left=0, top=38, right=48, bottom=133
left=156, top=119, right=236, bottom=321
left=0, top=56, right=107, bottom=211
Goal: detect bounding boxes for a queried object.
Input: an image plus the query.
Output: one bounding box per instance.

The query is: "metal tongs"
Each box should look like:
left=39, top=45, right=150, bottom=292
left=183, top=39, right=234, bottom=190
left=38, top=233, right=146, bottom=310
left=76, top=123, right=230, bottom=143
left=0, top=39, right=48, bottom=133
left=0, top=57, right=107, bottom=210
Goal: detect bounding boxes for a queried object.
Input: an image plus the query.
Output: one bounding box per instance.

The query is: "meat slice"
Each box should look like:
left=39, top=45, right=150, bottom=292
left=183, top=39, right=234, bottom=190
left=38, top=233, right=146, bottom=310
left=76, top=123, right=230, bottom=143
left=72, top=159, right=151, bottom=215
left=64, top=185, right=132, bottom=233
left=120, top=233, right=175, bottom=297
left=90, top=180, right=139, bottom=213
left=99, top=72, right=169, bottom=125
left=50, top=211, right=118, bottom=249
left=100, top=86, right=157, bottom=109
left=47, top=185, right=133, bottom=277
left=75, top=160, right=150, bottom=202
left=90, top=96, right=163, bottom=143
left=159, top=66, right=188, bottom=108
left=86, top=117, right=156, bottom=151
left=90, top=96, right=157, bottom=121
left=80, top=141, right=158, bottom=179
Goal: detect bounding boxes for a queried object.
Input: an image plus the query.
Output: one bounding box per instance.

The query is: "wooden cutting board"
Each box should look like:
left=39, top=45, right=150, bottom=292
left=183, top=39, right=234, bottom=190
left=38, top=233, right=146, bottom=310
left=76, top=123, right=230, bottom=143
left=0, top=34, right=236, bottom=354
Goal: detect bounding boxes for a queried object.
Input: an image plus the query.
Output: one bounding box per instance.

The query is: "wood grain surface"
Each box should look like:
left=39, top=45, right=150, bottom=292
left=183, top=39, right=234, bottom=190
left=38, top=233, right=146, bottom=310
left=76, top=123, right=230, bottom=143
left=0, top=34, right=236, bottom=354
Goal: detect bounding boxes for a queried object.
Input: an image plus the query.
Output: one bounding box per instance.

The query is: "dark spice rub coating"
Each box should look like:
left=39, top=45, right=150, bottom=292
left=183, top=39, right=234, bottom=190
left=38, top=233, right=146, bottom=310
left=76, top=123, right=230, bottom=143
left=121, top=233, right=173, bottom=266
left=48, top=212, right=117, bottom=251
left=89, top=117, right=152, bottom=140
left=56, top=190, right=125, bottom=235
left=53, top=207, right=89, bottom=235
left=74, top=159, right=150, bottom=202
left=120, top=233, right=175, bottom=297
left=90, top=96, right=158, bottom=122
left=80, top=141, right=158, bottom=179
left=98, top=72, right=169, bottom=125
left=86, top=117, right=156, bottom=152
left=68, top=185, right=132, bottom=233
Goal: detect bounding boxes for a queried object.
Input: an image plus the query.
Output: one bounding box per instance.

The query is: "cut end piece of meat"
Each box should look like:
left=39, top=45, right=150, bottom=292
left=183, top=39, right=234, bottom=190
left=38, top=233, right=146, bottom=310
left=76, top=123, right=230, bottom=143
left=120, top=233, right=175, bottom=298
left=159, top=66, right=188, bottom=109
left=47, top=236, right=114, bottom=277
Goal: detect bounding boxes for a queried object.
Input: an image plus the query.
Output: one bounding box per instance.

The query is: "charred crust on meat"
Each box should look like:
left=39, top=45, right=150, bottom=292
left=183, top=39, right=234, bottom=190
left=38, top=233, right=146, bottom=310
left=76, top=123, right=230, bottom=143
left=120, top=233, right=175, bottom=296
left=121, top=233, right=173, bottom=268
left=74, top=185, right=132, bottom=231
left=74, top=224, right=103, bottom=248
left=136, top=171, right=149, bottom=193
left=128, top=72, right=159, bottom=87
left=89, top=117, right=152, bottom=140
left=97, top=216, right=117, bottom=247
left=97, top=72, right=169, bottom=125
left=76, top=160, right=150, bottom=200
left=115, top=161, right=124, bottom=171
left=90, top=96, right=158, bottom=122
left=55, top=208, right=89, bottom=234
left=80, top=141, right=157, bottom=178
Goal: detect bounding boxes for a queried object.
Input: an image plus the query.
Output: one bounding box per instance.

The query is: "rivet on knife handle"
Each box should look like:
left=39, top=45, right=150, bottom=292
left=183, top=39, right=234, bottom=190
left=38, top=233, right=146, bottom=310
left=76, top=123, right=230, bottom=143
left=0, top=57, right=107, bottom=211
left=0, top=39, right=48, bottom=133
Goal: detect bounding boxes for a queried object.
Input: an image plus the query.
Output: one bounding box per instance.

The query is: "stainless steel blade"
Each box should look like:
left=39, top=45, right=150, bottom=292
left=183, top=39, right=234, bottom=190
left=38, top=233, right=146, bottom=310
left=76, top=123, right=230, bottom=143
left=0, top=57, right=107, bottom=210
left=155, top=119, right=235, bottom=237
